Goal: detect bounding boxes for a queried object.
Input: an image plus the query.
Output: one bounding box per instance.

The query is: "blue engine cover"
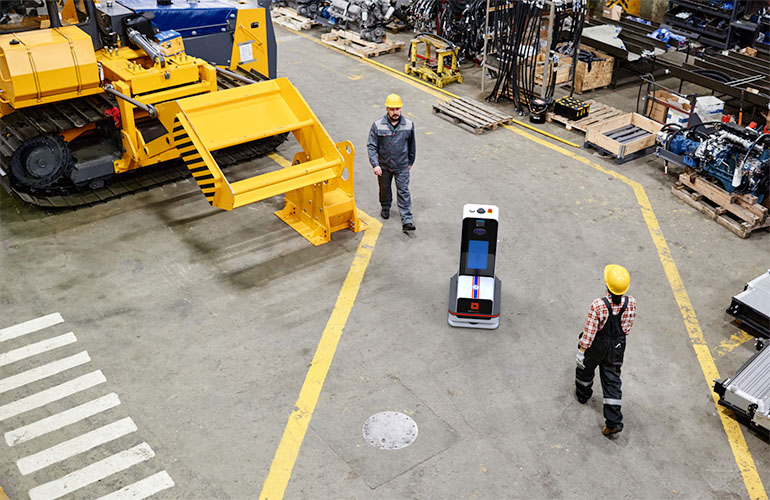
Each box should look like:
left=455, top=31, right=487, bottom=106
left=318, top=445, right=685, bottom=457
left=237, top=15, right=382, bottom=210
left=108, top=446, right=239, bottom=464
left=118, top=0, right=237, bottom=36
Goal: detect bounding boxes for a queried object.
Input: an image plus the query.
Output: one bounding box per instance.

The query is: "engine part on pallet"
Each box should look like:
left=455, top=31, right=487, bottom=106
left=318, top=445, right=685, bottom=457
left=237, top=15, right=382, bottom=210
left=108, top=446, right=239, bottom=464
left=727, top=270, right=770, bottom=338
left=654, top=122, right=770, bottom=203
left=405, top=33, right=462, bottom=88
left=295, top=0, right=322, bottom=18
left=321, top=0, right=395, bottom=42
left=713, top=339, right=770, bottom=434
left=554, top=96, right=589, bottom=121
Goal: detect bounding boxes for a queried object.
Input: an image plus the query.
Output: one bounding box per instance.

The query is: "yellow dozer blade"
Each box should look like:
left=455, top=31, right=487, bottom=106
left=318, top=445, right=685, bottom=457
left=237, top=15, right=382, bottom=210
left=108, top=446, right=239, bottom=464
left=169, top=77, right=363, bottom=246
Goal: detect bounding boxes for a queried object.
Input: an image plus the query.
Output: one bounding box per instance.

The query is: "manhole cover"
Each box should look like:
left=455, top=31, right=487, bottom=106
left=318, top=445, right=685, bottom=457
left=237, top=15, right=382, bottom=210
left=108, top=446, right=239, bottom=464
left=362, top=411, right=418, bottom=450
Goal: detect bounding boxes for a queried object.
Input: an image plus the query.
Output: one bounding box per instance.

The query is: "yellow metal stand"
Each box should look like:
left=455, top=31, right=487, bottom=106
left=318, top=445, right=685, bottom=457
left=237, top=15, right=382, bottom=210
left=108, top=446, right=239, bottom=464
left=404, top=34, right=462, bottom=88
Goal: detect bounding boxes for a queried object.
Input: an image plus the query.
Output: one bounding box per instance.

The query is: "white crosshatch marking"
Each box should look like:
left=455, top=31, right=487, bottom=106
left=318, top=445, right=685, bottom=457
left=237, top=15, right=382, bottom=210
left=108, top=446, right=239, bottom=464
left=0, top=314, right=174, bottom=499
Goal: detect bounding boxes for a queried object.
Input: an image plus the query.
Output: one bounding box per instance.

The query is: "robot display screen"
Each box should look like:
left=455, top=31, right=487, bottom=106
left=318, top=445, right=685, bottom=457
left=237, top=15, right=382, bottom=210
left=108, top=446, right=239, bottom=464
left=459, top=218, right=497, bottom=277
left=466, top=240, right=489, bottom=270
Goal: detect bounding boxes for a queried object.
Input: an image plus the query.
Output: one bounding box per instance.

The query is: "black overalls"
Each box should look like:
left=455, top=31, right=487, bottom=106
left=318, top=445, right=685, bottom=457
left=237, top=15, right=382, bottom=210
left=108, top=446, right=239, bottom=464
left=576, top=296, right=627, bottom=430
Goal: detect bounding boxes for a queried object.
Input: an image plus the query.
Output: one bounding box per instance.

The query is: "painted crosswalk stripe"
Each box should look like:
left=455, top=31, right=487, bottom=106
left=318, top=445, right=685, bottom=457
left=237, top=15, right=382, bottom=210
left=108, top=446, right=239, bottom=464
left=0, top=371, right=106, bottom=422
left=28, top=442, right=155, bottom=500
left=0, top=351, right=90, bottom=394
left=17, top=417, right=138, bottom=475
left=96, top=471, right=175, bottom=500
left=0, top=313, right=64, bottom=343
left=5, top=393, right=121, bottom=447
left=0, top=332, right=77, bottom=368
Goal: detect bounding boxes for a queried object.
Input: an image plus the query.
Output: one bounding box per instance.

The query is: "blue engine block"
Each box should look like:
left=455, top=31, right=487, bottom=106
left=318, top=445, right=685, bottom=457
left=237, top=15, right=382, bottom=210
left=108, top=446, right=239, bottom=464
left=667, top=132, right=768, bottom=203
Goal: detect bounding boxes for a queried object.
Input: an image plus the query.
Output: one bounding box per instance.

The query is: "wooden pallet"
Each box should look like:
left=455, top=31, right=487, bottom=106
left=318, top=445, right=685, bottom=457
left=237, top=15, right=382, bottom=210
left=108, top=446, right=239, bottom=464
left=320, top=29, right=404, bottom=58
left=547, top=100, right=625, bottom=134
left=386, top=20, right=410, bottom=33
left=272, top=6, right=318, bottom=30
left=432, top=97, right=513, bottom=134
left=672, top=169, right=770, bottom=238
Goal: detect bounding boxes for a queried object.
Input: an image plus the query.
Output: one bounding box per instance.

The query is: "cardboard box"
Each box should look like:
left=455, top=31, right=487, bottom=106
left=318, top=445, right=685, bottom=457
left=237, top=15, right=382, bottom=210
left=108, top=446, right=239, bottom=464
left=534, top=46, right=614, bottom=93
left=739, top=46, right=757, bottom=57
left=646, top=90, right=691, bottom=124
left=667, top=108, right=689, bottom=126
left=602, top=5, right=622, bottom=21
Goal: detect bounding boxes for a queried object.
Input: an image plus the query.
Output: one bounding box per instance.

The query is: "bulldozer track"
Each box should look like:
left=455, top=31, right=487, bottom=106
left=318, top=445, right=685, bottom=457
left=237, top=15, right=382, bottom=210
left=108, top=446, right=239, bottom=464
left=0, top=71, right=287, bottom=209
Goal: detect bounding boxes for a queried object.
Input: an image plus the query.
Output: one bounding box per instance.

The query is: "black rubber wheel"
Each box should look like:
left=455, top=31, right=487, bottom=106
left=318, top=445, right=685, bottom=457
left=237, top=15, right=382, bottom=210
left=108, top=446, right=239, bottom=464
left=10, top=135, right=72, bottom=189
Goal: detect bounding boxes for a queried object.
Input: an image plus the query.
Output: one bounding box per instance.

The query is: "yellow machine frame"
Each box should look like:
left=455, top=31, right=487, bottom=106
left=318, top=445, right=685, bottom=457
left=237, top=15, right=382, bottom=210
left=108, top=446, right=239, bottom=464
left=0, top=3, right=362, bottom=246
left=404, top=34, right=462, bottom=88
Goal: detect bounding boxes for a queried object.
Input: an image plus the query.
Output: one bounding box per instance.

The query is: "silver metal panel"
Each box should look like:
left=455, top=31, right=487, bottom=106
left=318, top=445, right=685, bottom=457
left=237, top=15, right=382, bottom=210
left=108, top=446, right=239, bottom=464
left=734, top=270, right=770, bottom=314
left=724, top=344, right=770, bottom=430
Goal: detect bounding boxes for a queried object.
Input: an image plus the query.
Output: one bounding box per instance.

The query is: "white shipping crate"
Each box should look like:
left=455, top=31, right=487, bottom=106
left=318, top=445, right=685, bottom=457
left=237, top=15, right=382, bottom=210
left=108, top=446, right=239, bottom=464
left=694, top=96, right=724, bottom=123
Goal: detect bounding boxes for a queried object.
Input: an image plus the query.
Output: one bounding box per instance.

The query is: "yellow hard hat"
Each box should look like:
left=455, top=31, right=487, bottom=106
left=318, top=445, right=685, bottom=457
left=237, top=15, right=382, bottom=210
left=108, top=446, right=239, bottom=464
left=604, top=264, right=630, bottom=295
left=385, top=94, right=403, bottom=108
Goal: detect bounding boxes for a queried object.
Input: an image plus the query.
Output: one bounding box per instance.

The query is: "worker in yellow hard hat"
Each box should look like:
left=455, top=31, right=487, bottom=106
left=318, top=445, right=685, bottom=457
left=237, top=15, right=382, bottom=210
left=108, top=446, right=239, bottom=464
left=367, top=93, right=417, bottom=233
left=575, top=264, right=637, bottom=437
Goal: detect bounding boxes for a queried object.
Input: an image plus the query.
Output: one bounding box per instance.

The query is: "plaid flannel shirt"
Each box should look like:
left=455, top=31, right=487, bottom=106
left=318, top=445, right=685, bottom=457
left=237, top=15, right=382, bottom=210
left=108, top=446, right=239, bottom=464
left=580, top=293, right=636, bottom=351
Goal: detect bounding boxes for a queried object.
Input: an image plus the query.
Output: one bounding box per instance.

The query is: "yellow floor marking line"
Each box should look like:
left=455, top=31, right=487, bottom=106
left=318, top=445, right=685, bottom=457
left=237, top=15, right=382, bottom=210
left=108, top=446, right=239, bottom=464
left=259, top=209, right=382, bottom=500
left=267, top=152, right=293, bottom=169
left=501, top=126, right=767, bottom=500
left=275, top=27, right=767, bottom=500
left=715, top=330, right=756, bottom=357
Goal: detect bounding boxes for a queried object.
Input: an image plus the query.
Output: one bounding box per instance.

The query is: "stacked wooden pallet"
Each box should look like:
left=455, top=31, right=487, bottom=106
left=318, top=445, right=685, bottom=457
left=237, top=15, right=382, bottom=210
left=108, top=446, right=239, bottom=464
left=672, top=169, right=770, bottom=238
left=432, top=97, right=513, bottom=134
left=321, top=30, right=404, bottom=58
left=272, top=6, right=318, bottom=30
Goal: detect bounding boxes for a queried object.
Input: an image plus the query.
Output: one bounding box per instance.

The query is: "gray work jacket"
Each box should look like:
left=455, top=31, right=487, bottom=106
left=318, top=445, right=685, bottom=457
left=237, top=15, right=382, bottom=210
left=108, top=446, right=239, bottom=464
left=367, top=115, right=416, bottom=170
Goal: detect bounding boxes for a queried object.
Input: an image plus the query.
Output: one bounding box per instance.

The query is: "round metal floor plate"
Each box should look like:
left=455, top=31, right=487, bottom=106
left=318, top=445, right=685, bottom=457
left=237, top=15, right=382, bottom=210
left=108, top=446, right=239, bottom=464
left=362, top=411, right=418, bottom=450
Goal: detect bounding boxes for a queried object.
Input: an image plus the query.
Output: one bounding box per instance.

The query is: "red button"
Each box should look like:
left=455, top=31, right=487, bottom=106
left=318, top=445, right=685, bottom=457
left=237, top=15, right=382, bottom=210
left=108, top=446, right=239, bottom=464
left=470, top=302, right=479, bottom=310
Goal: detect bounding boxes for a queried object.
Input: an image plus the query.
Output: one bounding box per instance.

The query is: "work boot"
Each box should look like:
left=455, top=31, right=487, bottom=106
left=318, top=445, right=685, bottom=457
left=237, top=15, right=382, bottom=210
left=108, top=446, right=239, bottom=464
left=381, top=209, right=389, bottom=220
left=575, top=389, right=588, bottom=405
left=402, top=223, right=416, bottom=232
left=602, top=425, right=623, bottom=436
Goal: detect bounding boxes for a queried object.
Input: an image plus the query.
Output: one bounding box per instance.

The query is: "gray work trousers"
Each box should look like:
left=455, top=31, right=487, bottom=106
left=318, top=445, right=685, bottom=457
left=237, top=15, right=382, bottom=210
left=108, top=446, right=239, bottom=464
left=378, top=167, right=413, bottom=224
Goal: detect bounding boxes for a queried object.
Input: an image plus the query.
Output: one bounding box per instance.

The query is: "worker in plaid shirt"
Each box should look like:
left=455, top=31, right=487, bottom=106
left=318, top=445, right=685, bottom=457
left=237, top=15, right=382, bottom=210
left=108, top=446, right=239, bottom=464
left=575, top=265, right=637, bottom=437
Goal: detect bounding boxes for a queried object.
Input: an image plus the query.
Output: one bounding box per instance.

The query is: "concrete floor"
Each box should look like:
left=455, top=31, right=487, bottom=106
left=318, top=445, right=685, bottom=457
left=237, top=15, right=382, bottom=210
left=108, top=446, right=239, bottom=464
left=1, top=24, right=768, bottom=500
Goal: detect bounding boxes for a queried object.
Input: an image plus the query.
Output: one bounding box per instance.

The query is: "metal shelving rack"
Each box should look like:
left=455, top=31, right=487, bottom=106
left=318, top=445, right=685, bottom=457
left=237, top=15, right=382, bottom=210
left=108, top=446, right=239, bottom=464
left=480, top=0, right=578, bottom=98
left=663, top=0, right=747, bottom=49
left=479, top=0, right=508, bottom=94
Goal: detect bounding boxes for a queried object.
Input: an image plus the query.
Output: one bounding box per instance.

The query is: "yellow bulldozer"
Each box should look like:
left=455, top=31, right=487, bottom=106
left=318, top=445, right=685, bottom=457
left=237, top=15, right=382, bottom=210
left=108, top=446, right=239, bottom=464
left=0, top=0, right=362, bottom=245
